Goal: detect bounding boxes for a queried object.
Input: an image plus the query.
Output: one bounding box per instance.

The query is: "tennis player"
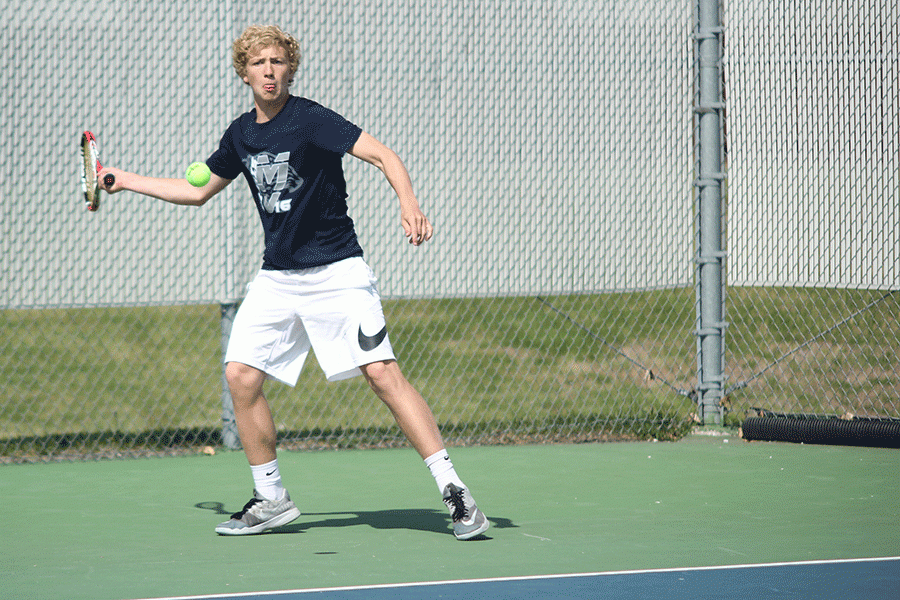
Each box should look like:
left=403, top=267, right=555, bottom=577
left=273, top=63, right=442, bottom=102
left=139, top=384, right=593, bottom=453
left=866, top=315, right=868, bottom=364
left=99, top=25, right=488, bottom=540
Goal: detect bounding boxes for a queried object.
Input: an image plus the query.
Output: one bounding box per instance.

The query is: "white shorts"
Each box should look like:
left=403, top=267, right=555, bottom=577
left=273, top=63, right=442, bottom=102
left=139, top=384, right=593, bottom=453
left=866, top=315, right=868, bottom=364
left=224, top=257, right=396, bottom=385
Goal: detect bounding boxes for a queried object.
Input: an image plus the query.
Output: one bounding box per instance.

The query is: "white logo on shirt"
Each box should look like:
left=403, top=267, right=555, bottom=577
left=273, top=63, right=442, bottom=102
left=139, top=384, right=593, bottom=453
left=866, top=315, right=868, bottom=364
left=246, top=151, right=304, bottom=213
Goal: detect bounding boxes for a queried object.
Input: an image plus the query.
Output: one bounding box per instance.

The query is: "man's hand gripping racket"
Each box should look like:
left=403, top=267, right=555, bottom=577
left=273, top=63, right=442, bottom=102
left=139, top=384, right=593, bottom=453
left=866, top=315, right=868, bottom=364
left=81, top=131, right=115, bottom=212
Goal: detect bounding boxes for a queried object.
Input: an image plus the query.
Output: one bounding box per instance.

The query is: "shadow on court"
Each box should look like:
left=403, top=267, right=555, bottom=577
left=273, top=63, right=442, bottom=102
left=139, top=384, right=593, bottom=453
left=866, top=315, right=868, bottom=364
left=195, top=501, right=517, bottom=538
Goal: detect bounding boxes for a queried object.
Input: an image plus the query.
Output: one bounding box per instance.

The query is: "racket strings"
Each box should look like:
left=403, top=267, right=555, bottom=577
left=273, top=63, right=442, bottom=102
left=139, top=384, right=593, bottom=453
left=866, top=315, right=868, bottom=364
left=81, top=136, right=101, bottom=210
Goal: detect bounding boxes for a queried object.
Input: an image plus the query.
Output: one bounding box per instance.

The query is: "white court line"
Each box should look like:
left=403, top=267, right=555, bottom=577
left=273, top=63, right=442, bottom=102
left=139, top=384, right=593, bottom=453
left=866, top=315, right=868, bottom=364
left=134, top=556, right=900, bottom=600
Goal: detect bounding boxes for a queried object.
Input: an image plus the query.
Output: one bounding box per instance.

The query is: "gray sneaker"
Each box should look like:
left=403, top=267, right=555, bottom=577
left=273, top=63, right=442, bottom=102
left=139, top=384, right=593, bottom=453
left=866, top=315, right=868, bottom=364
left=442, top=483, right=489, bottom=540
left=215, top=489, right=301, bottom=536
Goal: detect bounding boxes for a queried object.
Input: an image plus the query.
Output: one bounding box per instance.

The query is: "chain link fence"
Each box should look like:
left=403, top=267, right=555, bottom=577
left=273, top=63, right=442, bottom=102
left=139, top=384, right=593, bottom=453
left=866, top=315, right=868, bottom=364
left=0, top=0, right=896, bottom=461
left=723, top=0, right=899, bottom=424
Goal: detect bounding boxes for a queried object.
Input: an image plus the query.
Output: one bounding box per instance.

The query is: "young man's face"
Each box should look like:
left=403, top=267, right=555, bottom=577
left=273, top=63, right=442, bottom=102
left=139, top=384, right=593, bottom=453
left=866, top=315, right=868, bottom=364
left=243, top=45, right=292, bottom=104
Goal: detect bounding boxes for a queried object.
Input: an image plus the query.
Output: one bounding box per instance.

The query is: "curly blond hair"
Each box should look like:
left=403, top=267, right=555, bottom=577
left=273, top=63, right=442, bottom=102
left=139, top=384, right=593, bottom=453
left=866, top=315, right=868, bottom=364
left=232, top=25, right=301, bottom=80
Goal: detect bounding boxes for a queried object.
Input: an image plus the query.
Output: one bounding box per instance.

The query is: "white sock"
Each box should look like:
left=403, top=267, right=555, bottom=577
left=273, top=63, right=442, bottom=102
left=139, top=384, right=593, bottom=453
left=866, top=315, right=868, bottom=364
left=424, top=449, right=465, bottom=494
left=250, top=459, right=286, bottom=501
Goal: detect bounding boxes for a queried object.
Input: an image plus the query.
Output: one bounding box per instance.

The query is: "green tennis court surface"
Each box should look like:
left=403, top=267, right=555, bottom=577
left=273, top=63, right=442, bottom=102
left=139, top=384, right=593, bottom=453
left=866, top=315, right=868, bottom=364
left=3, top=434, right=898, bottom=599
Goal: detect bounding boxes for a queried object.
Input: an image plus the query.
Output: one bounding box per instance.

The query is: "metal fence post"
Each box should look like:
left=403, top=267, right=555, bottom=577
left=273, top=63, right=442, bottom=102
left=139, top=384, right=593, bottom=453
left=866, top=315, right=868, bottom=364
left=694, top=0, right=727, bottom=424
left=220, top=302, right=241, bottom=449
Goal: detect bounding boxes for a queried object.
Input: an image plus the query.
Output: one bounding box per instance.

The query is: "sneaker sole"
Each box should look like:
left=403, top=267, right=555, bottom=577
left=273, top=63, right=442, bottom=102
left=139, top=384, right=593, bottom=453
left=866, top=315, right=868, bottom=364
left=215, top=506, right=302, bottom=536
left=454, top=516, right=490, bottom=540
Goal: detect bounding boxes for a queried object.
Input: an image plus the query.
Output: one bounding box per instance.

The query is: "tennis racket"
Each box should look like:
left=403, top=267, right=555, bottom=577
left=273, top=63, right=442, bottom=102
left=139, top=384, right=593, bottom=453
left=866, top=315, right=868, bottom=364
left=81, top=131, right=115, bottom=212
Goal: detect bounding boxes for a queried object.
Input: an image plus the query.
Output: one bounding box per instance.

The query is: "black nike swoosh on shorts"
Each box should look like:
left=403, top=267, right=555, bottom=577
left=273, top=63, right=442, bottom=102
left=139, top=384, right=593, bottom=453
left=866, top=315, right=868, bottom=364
left=358, top=325, right=388, bottom=351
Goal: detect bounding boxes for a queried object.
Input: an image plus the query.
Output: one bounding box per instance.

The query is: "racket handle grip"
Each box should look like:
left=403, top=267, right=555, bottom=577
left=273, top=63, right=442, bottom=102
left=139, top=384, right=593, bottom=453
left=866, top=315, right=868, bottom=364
left=103, top=173, right=115, bottom=187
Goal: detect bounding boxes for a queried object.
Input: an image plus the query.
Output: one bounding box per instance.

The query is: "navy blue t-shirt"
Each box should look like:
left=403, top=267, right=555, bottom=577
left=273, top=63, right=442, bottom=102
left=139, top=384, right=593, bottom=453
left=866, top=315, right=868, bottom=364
left=207, top=96, right=364, bottom=270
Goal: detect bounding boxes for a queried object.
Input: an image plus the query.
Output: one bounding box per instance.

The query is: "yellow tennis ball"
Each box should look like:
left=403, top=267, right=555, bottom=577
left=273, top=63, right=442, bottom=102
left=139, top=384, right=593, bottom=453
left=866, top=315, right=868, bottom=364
left=186, top=162, right=211, bottom=187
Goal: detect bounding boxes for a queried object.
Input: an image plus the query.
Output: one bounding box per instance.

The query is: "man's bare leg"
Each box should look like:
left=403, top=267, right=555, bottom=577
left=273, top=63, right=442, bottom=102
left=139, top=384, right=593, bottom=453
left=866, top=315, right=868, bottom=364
left=360, top=359, right=489, bottom=539
left=215, top=361, right=301, bottom=535
left=359, top=359, right=444, bottom=459
left=224, top=361, right=277, bottom=465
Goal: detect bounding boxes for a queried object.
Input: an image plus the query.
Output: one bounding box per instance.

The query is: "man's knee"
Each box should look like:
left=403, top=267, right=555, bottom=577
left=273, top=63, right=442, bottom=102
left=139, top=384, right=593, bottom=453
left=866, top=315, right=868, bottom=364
left=361, top=360, right=405, bottom=395
left=225, top=362, right=266, bottom=396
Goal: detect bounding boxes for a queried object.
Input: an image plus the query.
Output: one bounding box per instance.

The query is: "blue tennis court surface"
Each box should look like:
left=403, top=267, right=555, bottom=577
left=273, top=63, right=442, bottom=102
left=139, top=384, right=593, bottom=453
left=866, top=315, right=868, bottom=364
left=141, top=558, right=899, bottom=600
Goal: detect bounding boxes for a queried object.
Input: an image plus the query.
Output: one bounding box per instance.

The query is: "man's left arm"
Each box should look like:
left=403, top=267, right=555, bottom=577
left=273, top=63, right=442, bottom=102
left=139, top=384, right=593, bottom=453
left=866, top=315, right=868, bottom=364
left=348, top=131, right=433, bottom=246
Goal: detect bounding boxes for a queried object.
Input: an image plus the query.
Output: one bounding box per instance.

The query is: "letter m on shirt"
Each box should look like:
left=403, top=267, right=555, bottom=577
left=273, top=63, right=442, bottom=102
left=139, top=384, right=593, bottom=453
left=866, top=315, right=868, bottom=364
left=254, top=152, right=292, bottom=213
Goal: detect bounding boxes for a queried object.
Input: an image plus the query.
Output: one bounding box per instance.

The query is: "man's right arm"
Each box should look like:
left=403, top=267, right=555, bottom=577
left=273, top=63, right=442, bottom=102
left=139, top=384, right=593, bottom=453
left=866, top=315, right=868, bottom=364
left=98, top=167, right=231, bottom=206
